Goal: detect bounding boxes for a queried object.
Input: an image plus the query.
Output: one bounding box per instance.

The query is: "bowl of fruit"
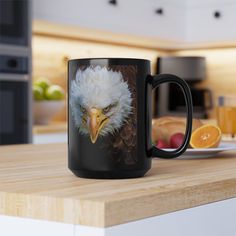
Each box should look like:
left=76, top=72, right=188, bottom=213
left=33, top=77, right=65, bottom=125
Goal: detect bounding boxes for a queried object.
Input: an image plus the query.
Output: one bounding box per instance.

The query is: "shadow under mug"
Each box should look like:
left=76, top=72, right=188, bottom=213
left=68, top=58, right=193, bottom=179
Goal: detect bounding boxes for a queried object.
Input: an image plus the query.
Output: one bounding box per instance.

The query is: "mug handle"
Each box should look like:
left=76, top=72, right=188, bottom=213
left=148, top=74, right=193, bottom=158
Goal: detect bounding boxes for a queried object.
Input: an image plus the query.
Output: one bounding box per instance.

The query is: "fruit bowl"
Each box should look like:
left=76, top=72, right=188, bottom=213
left=33, top=100, right=65, bottom=125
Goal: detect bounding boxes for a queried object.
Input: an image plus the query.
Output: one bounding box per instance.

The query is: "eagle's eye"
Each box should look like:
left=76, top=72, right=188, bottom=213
left=102, top=102, right=118, bottom=114
left=80, top=105, right=87, bottom=113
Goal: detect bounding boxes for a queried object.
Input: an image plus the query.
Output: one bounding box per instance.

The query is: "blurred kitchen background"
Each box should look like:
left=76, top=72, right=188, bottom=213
left=1, top=0, right=236, bottom=145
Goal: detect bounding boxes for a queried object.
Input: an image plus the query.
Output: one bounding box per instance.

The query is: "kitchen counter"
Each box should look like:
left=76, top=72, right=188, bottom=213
left=33, top=122, right=67, bottom=134
left=1, top=143, right=236, bottom=235
left=33, top=122, right=67, bottom=144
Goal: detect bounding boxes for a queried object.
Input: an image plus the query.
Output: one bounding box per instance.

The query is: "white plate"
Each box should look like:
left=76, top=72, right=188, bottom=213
left=165, top=142, right=236, bottom=159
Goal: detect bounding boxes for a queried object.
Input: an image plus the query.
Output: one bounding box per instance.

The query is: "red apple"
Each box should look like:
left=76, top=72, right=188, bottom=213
left=170, top=133, right=185, bottom=148
left=156, top=139, right=170, bottom=149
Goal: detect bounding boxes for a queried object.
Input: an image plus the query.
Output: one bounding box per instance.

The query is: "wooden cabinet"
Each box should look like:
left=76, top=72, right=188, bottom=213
left=186, top=1, right=236, bottom=42
left=32, top=0, right=236, bottom=44
left=32, top=0, right=185, bottom=41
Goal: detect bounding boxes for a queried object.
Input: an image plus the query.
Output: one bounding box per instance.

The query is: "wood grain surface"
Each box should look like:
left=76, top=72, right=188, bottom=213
left=33, top=122, right=67, bottom=134
left=0, top=143, right=236, bottom=227
left=33, top=20, right=236, bottom=50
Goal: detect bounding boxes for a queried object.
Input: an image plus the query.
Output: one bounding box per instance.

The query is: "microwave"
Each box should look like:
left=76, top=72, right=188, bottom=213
left=0, top=0, right=29, bottom=46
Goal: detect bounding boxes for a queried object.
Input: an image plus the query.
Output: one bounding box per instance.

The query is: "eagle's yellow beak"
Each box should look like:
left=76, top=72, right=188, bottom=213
left=89, top=108, right=109, bottom=143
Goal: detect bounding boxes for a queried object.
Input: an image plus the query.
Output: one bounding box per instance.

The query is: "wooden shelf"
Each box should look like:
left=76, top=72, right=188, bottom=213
left=33, top=122, right=67, bottom=134
left=33, top=20, right=236, bottom=51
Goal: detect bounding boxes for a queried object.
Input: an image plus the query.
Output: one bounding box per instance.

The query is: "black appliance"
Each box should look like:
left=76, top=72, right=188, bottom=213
left=0, top=0, right=32, bottom=145
left=154, top=56, right=212, bottom=119
left=0, top=0, right=29, bottom=46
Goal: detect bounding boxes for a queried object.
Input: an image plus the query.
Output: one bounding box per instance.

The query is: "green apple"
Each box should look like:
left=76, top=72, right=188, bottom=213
left=33, top=85, right=44, bottom=101
left=34, top=77, right=51, bottom=92
left=45, top=85, right=65, bottom=100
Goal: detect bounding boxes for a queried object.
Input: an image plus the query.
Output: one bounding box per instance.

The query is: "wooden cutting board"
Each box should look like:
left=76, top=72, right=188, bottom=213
left=0, top=143, right=236, bottom=227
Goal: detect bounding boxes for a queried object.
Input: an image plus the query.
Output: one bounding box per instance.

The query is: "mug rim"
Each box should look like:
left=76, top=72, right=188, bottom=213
left=68, top=57, right=151, bottom=63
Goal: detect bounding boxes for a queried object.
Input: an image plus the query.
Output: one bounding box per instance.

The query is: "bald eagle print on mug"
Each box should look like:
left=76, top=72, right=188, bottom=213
left=70, top=66, right=133, bottom=144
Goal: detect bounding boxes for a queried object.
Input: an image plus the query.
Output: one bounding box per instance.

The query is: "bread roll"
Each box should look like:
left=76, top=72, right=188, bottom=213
left=152, top=116, right=203, bottom=143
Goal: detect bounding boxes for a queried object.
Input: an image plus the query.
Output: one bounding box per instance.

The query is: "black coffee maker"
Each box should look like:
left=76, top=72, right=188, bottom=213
left=154, top=56, right=212, bottom=119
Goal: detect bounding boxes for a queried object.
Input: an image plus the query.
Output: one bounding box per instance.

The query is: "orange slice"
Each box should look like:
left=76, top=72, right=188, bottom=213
left=190, top=124, right=222, bottom=149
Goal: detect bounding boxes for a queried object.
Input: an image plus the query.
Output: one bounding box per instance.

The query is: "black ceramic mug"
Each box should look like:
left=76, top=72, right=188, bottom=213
left=68, top=58, right=193, bottom=179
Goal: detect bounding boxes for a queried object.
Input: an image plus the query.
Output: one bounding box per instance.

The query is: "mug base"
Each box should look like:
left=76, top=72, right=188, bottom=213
left=70, top=169, right=148, bottom=179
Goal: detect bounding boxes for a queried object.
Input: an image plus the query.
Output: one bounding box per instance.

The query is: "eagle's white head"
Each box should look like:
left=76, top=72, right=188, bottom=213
left=70, top=66, right=132, bottom=143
